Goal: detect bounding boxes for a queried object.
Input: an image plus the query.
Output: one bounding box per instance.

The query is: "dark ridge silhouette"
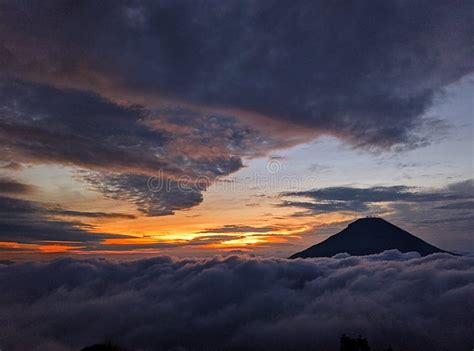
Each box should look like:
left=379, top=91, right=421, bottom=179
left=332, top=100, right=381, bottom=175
left=0, top=260, right=14, bottom=265
left=80, top=337, right=390, bottom=351
left=340, top=334, right=394, bottom=351
left=290, top=217, right=452, bottom=259
left=81, top=342, right=123, bottom=351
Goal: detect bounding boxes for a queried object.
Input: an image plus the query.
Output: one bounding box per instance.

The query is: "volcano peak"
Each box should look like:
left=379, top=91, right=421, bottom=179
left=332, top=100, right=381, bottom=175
left=290, top=217, right=451, bottom=259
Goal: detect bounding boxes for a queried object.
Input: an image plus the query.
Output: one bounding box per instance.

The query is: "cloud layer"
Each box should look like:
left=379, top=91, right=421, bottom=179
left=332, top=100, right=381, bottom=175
left=0, top=252, right=473, bottom=351
left=281, top=179, right=473, bottom=214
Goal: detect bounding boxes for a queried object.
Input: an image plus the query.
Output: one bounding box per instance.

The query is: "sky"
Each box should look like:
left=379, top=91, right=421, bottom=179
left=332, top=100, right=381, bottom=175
left=0, top=0, right=473, bottom=258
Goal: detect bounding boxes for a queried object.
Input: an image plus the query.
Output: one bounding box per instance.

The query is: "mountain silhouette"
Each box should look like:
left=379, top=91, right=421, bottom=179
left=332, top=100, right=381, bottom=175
left=290, top=217, right=451, bottom=259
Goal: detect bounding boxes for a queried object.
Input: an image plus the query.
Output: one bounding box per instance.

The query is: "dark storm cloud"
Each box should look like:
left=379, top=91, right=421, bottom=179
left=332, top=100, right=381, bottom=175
left=47, top=209, right=136, bottom=220
left=1, top=0, right=472, bottom=218
left=0, top=79, right=252, bottom=179
left=1, top=0, right=472, bottom=148
left=281, top=179, right=474, bottom=214
left=0, top=80, right=169, bottom=174
left=0, top=195, right=129, bottom=244
left=0, top=252, right=472, bottom=351
left=0, top=178, right=33, bottom=194
left=0, top=80, right=273, bottom=216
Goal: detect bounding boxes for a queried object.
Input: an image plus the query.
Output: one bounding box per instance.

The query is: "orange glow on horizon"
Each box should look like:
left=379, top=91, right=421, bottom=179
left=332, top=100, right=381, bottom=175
left=39, top=244, right=83, bottom=253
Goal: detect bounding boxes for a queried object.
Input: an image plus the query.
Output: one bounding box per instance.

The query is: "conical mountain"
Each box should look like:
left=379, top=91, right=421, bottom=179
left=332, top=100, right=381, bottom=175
left=290, top=217, right=451, bottom=259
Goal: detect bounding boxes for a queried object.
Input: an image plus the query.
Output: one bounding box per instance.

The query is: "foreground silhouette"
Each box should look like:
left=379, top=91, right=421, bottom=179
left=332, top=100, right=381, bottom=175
left=81, top=341, right=123, bottom=351
left=291, top=217, right=451, bottom=258
left=82, top=336, right=396, bottom=351
left=341, top=334, right=371, bottom=351
left=340, top=335, right=394, bottom=351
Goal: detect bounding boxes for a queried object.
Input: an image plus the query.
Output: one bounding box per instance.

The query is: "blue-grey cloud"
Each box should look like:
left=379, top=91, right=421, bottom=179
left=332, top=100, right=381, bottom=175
left=433, top=201, right=474, bottom=210
left=281, top=180, right=474, bottom=214
left=0, top=252, right=472, bottom=351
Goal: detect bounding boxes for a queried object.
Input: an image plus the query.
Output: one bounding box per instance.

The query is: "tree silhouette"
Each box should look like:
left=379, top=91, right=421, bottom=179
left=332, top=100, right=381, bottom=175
left=340, top=334, right=371, bottom=351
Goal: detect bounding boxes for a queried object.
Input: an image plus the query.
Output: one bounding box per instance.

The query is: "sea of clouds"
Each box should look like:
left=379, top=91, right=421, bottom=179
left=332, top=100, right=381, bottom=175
left=0, top=250, right=473, bottom=351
